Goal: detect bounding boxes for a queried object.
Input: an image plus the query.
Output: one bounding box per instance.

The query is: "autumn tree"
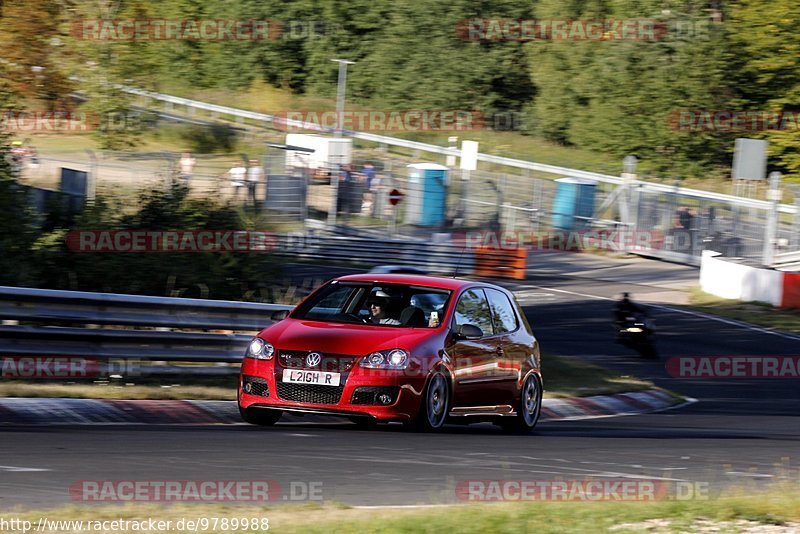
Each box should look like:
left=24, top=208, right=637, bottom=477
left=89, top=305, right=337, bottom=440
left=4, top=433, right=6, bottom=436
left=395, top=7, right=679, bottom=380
left=0, top=0, right=72, bottom=107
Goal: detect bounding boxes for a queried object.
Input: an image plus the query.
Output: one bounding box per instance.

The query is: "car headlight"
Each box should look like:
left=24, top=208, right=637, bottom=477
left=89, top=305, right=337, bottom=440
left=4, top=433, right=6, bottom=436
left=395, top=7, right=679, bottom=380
left=246, top=337, right=274, bottom=360
left=360, top=349, right=409, bottom=370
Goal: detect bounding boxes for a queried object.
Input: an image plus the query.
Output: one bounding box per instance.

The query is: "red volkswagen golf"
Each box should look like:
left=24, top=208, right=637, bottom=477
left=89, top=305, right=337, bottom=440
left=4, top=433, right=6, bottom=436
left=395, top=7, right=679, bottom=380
left=238, top=274, right=542, bottom=432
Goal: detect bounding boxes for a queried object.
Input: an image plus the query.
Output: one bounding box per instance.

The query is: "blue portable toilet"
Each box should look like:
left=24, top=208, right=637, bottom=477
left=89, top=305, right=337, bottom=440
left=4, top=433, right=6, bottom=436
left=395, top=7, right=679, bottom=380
left=551, top=177, right=597, bottom=231
left=405, top=163, right=448, bottom=226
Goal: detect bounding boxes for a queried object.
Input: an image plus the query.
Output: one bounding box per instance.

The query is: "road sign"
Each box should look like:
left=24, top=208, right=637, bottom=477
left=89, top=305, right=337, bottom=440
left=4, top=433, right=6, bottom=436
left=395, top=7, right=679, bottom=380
left=732, top=138, right=767, bottom=181
left=389, top=189, right=404, bottom=206
left=460, top=140, right=479, bottom=171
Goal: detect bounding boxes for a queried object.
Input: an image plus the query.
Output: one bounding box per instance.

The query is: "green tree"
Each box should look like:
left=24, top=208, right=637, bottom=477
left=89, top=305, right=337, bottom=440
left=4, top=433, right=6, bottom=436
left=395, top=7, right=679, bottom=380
left=528, top=0, right=734, bottom=176
left=0, top=0, right=72, bottom=107
left=31, top=182, right=280, bottom=299
left=332, top=0, right=534, bottom=121
left=0, top=76, right=38, bottom=286
left=728, top=0, right=800, bottom=180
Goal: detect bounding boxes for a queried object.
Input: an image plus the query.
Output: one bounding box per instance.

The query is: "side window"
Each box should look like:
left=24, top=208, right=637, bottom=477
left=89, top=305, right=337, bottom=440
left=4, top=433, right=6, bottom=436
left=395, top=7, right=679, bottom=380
left=486, top=288, right=519, bottom=334
left=454, top=289, right=494, bottom=337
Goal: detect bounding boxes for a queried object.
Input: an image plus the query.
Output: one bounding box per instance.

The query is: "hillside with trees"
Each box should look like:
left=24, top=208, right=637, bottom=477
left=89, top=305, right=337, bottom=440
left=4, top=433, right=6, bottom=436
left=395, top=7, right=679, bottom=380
left=1, top=0, right=798, bottom=178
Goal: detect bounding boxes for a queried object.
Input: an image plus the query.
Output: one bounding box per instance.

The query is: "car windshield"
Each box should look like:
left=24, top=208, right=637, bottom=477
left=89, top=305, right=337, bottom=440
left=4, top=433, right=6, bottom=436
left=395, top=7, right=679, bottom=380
left=291, top=282, right=451, bottom=328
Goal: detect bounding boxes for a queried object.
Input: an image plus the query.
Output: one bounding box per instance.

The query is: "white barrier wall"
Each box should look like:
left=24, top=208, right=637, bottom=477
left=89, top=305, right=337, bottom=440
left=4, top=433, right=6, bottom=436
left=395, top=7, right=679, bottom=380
left=700, top=251, right=783, bottom=306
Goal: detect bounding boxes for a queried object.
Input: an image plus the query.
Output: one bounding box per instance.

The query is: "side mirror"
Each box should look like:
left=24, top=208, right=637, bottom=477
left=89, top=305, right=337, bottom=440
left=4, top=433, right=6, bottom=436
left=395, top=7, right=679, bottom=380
left=453, top=323, right=483, bottom=340
left=270, top=310, right=290, bottom=321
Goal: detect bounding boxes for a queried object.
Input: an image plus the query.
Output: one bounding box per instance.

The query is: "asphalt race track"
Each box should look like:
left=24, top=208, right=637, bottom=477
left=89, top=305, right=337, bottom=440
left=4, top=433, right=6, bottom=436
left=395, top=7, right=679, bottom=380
left=2, top=258, right=799, bottom=508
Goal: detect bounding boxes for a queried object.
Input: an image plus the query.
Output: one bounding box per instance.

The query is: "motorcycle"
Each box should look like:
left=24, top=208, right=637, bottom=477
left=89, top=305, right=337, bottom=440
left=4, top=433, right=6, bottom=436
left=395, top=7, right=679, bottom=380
left=616, top=314, right=658, bottom=359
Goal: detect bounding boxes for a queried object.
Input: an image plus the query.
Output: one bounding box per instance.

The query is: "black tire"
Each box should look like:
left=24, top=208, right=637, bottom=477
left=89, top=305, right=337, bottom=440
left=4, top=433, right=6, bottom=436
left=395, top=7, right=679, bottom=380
left=499, top=373, right=542, bottom=434
left=239, top=406, right=282, bottom=426
left=638, top=338, right=659, bottom=359
left=411, top=372, right=449, bottom=432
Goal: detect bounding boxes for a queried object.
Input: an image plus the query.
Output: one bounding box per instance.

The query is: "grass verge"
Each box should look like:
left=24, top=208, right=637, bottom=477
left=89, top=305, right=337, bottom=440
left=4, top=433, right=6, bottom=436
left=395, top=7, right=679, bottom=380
left=3, top=488, right=800, bottom=533
left=0, top=354, right=656, bottom=401
left=687, top=288, right=800, bottom=334
left=542, top=354, right=655, bottom=398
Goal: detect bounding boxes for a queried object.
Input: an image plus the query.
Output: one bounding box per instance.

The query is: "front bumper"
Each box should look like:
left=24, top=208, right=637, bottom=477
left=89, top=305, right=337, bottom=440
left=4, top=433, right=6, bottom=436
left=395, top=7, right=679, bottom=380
left=238, top=358, right=427, bottom=422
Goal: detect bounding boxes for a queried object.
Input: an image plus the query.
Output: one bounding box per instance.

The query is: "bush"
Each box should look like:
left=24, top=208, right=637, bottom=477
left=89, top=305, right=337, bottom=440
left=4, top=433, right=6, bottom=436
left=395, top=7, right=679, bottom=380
left=179, top=123, right=239, bottom=153
left=20, top=182, right=281, bottom=301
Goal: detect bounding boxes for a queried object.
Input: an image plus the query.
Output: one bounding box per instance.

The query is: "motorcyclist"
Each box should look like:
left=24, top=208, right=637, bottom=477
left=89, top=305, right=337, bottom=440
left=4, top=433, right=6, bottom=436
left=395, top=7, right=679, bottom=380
left=613, top=292, right=658, bottom=357
left=613, top=292, right=647, bottom=331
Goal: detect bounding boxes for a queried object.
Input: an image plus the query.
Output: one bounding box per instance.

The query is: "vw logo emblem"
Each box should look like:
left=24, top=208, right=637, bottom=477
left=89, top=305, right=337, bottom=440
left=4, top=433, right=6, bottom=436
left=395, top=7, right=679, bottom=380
left=305, top=352, right=322, bottom=367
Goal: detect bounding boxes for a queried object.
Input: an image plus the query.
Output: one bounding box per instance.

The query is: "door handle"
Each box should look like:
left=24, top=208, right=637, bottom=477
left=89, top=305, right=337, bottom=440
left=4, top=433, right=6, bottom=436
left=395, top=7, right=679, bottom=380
left=495, top=346, right=504, bottom=356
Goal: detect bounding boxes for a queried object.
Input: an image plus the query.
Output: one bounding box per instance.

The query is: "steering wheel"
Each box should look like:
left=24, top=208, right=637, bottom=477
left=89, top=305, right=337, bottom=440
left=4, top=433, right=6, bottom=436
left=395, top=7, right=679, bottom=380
left=344, top=312, right=370, bottom=324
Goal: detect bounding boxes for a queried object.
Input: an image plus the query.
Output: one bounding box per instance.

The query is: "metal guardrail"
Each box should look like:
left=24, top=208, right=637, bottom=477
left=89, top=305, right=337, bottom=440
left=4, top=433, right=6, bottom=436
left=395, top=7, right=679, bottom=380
left=0, top=286, right=293, bottom=362
left=275, top=234, right=477, bottom=275
left=0, top=286, right=292, bottom=329
left=0, top=325, right=253, bottom=362
left=774, top=250, right=800, bottom=269
left=0, top=234, right=537, bottom=362
left=121, top=86, right=797, bottom=215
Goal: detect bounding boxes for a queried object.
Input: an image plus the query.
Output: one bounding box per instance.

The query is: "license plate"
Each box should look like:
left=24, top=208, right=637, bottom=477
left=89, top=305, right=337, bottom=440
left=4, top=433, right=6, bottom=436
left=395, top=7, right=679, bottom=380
left=282, top=369, right=341, bottom=387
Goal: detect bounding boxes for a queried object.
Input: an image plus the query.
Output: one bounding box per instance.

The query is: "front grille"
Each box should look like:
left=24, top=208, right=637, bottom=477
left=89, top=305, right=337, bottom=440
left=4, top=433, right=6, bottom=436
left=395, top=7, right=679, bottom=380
left=279, top=351, right=356, bottom=372
left=242, top=375, right=268, bottom=397
left=277, top=382, right=344, bottom=404
left=351, top=386, right=399, bottom=405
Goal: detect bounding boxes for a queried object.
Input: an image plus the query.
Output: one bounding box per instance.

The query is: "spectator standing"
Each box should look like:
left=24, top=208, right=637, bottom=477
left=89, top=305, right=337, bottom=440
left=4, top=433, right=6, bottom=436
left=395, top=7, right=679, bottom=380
left=338, top=164, right=355, bottom=215
left=228, top=163, right=247, bottom=200
left=341, top=163, right=354, bottom=183
left=179, top=152, right=196, bottom=181
left=247, top=159, right=263, bottom=207
left=679, top=206, right=693, bottom=230
left=363, top=162, right=376, bottom=190
left=360, top=163, right=376, bottom=215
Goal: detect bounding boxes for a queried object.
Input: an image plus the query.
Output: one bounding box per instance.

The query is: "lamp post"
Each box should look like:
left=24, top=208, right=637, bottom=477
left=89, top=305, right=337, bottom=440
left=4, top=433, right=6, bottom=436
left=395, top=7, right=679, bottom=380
left=328, top=59, right=355, bottom=226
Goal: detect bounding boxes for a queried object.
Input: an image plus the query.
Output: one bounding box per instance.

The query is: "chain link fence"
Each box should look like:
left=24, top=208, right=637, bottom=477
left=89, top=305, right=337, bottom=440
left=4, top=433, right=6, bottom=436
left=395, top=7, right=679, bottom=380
left=15, top=145, right=799, bottom=268
left=632, top=185, right=798, bottom=265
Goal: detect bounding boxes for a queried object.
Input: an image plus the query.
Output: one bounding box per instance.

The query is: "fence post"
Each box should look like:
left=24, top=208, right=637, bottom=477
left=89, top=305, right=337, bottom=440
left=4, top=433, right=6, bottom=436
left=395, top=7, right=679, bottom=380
left=459, top=169, right=470, bottom=225
left=790, top=185, right=800, bottom=250
left=620, top=156, right=638, bottom=251
left=763, top=171, right=782, bottom=267
left=497, top=174, right=506, bottom=231
left=532, top=176, right=541, bottom=232
left=84, top=149, right=97, bottom=201
left=328, top=171, right=339, bottom=226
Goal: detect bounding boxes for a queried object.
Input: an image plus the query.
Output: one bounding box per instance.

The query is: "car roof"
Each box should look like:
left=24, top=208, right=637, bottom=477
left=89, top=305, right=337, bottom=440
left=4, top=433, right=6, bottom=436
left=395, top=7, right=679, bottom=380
left=368, top=265, right=427, bottom=274
left=335, top=273, right=482, bottom=291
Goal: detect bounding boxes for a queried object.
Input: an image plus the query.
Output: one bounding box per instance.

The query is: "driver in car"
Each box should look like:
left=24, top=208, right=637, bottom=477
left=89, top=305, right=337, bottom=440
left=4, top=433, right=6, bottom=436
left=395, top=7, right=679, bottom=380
left=368, top=295, right=400, bottom=325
